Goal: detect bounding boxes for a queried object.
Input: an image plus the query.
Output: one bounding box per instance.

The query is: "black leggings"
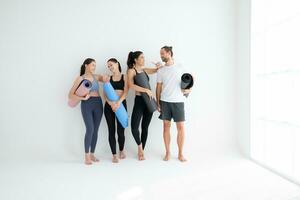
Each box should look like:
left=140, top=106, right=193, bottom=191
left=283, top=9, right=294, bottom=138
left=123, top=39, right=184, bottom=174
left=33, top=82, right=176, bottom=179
left=104, top=101, right=127, bottom=155
left=81, top=97, right=103, bottom=154
left=131, top=96, right=153, bottom=149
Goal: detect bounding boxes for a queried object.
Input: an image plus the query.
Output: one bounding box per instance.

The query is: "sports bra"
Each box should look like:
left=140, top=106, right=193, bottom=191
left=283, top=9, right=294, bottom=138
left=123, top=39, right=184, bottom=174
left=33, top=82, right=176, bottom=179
left=110, top=74, right=125, bottom=90
left=82, top=74, right=99, bottom=93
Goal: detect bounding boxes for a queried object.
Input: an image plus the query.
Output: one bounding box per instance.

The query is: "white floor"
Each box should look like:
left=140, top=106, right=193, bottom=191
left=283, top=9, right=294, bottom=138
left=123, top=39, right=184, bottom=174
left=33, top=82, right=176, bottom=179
left=1, top=153, right=300, bottom=200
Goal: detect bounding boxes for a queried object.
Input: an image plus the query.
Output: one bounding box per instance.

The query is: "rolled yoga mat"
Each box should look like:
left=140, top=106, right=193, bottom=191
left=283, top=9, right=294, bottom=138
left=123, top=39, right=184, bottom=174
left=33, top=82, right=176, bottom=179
left=181, top=73, right=194, bottom=97
left=103, top=82, right=128, bottom=128
left=134, top=72, right=157, bottom=113
left=68, top=79, right=92, bottom=107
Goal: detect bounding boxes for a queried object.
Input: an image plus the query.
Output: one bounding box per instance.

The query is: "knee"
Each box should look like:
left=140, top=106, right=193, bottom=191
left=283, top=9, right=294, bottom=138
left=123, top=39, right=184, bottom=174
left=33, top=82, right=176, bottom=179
left=177, top=123, right=185, bottom=133
left=93, top=125, right=100, bottom=133
left=163, top=121, right=171, bottom=131
left=118, top=135, right=125, bottom=141
left=131, top=121, right=138, bottom=129
left=118, top=131, right=125, bottom=138
left=131, top=123, right=139, bottom=133
left=109, top=133, right=115, bottom=140
left=86, top=126, right=94, bottom=136
left=141, top=124, right=149, bottom=131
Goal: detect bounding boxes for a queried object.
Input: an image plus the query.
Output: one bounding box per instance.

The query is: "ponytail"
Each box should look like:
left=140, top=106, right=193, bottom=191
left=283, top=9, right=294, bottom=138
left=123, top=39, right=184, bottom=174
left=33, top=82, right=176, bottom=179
left=127, top=51, right=143, bottom=69
left=80, top=64, right=85, bottom=76
left=117, top=61, right=121, bottom=72
left=127, top=51, right=134, bottom=69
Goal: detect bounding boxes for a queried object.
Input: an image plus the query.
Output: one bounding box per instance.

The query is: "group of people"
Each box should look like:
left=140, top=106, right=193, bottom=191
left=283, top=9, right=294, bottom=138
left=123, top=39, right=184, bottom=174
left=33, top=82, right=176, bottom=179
left=68, top=46, right=192, bottom=165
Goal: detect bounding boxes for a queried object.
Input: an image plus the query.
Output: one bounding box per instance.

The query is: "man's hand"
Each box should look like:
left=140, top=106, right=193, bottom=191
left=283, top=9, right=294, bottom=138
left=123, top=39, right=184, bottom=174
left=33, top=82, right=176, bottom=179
left=157, top=103, right=161, bottom=112
left=182, top=89, right=191, bottom=95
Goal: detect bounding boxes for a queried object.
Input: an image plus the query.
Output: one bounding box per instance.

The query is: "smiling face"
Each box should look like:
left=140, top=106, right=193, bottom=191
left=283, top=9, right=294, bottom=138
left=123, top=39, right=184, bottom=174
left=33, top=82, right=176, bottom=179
left=160, top=48, right=172, bottom=63
left=85, top=61, right=96, bottom=73
left=134, top=53, right=145, bottom=66
left=107, top=60, right=119, bottom=73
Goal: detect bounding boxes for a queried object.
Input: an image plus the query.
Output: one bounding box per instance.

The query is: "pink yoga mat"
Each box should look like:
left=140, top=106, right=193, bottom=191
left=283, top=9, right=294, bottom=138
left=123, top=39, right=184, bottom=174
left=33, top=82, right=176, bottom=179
left=68, top=79, right=92, bottom=107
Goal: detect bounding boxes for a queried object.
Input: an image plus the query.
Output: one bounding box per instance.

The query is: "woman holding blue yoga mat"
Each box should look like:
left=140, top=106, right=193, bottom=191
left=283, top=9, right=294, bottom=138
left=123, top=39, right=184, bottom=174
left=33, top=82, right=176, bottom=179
left=68, top=58, right=109, bottom=165
left=127, top=51, right=161, bottom=161
left=103, top=58, right=128, bottom=163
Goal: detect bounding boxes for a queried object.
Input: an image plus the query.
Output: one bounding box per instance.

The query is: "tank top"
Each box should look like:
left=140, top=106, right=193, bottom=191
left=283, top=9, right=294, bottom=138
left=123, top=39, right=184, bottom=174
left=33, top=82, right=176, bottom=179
left=82, top=74, right=99, bottom=93
left=133, top=67, right=149, bottom=84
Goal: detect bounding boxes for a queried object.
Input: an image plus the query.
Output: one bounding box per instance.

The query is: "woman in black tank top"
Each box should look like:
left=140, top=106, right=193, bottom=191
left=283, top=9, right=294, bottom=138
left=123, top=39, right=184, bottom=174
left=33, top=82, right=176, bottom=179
left=126, top=51, right=161, bottom=161
left=103, top=58, right=128, bottom=163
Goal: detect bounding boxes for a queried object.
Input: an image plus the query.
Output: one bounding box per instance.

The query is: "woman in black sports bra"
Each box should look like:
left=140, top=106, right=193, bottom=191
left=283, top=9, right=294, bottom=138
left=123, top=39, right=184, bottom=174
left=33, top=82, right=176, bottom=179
left=103, top=58, right=128, bottom=163
left=127, top=51, right=161, bottom=161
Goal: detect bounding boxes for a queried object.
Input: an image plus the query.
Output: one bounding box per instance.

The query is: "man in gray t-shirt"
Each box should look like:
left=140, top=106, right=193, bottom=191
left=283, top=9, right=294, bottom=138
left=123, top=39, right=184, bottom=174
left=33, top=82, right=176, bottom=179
left=156, top=46, right=192, bottom=162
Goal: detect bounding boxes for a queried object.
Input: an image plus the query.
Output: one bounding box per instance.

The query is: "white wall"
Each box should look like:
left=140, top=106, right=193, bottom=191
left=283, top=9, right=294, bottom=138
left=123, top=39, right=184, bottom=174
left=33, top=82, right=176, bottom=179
left=236, top=0, right=251, bottom=157
left=0, top=0, right=239, bottom=160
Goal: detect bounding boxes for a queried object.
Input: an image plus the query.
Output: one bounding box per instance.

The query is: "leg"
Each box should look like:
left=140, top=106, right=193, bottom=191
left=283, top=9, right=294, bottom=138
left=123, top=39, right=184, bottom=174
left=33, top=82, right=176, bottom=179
left=104, top=104, right=117, bottom=154
left=141, top=109, right=153, bottom=150
left=163, top=120, right=171, bottom=161
left=104, top=103, right=118, bottom=163
left=81, top=102, right=94, bottom=165
left=176, top=122, right=187, bottom=162
left=159, top=100, right=172, bottom=161
left=116, top=119, right=126, bottom=159
left=131, top=98, right=143, bottom=146
left=131, top=97, right=145, bottom=160
left=118, top=100, right=127, bottom=159
left=90, top=99, right=103, bottom=162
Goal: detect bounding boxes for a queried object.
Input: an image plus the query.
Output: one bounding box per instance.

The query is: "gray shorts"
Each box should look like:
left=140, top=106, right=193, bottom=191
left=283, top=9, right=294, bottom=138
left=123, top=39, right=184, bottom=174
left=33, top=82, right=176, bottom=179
left=159, top=100, right=185, bottom=122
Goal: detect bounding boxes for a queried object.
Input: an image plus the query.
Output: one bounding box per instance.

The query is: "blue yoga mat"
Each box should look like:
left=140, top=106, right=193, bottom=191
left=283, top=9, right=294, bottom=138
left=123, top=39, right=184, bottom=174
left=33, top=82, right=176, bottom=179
left=103, top=82, right=128, bottom=128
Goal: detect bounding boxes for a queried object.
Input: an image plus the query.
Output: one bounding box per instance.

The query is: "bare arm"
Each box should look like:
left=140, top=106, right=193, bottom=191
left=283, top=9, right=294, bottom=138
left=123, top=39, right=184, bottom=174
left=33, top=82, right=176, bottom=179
left=117, top=74, right=128, bottom=103
left=156, top=82, right=162, bottom=110
left=95, top=74, right=110, bottom=83
left=68, top=76, right=89, bottom=100
left=143, top=67, right=158, bottom=75
left=143, top=63, right=162, bottom=75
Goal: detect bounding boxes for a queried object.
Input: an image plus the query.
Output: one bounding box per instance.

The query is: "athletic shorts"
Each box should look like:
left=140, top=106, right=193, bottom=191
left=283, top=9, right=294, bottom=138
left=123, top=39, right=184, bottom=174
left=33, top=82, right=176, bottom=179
left=159, top=100, right=185, bottom=122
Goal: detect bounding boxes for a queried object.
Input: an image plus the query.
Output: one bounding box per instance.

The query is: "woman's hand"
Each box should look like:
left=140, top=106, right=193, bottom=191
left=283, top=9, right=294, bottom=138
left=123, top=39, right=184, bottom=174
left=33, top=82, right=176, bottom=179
left=102, top=75, right=110, bottom=83
left=145, top=89, right=155, bottom=99
left=107, top=100, right=118, bottom=112
left=107, top=100, right=114, bottom=107
left=154, top=62, right=163, bottom=69
left=82, top=94, right=90, bottom=101
left=115, top=101, right=121, bottom=110
left=111, top=101, right=121, bottom=112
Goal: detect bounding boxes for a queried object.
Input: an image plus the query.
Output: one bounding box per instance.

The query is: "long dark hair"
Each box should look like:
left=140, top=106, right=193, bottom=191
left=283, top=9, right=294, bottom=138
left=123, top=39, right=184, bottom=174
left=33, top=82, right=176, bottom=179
left=127, top=51, right=143, bottom=69
left=80, top=58, right=95, bottom=76
left=107, top=58, right=122, bottom=72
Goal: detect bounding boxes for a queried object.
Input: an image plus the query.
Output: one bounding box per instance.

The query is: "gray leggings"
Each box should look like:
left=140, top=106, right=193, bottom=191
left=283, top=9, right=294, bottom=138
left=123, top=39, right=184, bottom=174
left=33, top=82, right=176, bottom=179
left=81, top=97, right=103, bottom=153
